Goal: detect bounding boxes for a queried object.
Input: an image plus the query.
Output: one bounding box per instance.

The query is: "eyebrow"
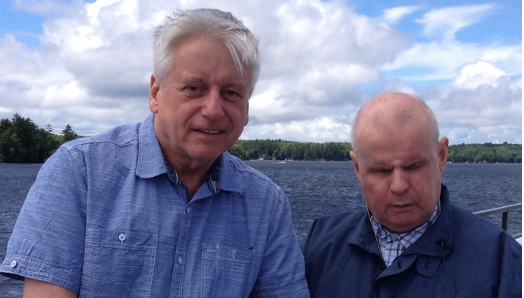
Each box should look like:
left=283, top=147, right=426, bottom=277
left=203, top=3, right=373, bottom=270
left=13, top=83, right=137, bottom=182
left=223, top=82, right=247, bottom=92
left=407, top=160, right=427, bottom=167
left=179, top=76, right=204, bottom=85
left=367, top=159, right=427, bottom=171
left=180, top=76, right=247, bottom=89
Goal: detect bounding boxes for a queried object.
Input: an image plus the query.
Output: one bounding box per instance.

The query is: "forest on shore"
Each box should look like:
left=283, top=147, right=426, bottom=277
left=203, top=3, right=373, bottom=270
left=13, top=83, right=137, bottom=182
left=0, top=113, right=521, bottom=163
left=0, top=114, right=79, bottom=163
left=230, top=139, right=522, bottom=163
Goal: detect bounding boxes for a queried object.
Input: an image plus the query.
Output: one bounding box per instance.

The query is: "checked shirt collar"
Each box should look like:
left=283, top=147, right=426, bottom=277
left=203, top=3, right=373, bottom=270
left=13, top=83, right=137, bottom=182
left=370, top=201, right=441, bottom=266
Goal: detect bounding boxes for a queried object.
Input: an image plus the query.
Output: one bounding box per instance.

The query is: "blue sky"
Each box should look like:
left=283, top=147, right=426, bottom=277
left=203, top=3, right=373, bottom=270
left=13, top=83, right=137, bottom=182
left=0, top=3, right=42, bottom=48
left=0, top=0, right=521, bottom=144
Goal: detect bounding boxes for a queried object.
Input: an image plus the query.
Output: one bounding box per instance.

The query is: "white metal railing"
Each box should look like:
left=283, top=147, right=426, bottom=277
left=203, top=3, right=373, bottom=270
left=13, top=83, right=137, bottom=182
left=474, top=203, right=522, bottom=239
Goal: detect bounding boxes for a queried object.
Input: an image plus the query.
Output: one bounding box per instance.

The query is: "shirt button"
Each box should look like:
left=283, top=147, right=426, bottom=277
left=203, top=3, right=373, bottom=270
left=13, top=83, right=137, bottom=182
left=178, top=257, right=183, bottom=264
left=119, top=233, right=126, bottom=242
left=186, top=207, right=191, bottom=214
left=10, top=260, right=17, bottom=268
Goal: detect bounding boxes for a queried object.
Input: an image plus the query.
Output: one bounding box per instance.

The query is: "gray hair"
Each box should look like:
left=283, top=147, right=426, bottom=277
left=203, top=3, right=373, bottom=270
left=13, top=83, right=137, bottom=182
left=153, top=8, right=260, bottom=97
left=351, top=94, right=440, bottom=155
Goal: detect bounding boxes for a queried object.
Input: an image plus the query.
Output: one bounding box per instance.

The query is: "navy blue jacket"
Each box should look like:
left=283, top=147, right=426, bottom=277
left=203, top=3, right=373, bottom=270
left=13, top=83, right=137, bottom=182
left=301, top=185, right=522, bottom=297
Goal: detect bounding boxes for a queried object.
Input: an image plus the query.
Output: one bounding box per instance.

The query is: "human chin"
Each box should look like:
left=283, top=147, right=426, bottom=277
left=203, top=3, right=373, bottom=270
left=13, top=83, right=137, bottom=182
left=188, top=144, right=224, bottom=161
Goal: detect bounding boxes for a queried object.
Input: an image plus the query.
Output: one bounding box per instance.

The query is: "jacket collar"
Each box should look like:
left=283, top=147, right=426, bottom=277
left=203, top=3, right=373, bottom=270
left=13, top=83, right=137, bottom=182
left=404, top=184, right=454, bottom=258
left=346, top=208, right=383, bottom=258
left=347, top=184, right=454, bottom=259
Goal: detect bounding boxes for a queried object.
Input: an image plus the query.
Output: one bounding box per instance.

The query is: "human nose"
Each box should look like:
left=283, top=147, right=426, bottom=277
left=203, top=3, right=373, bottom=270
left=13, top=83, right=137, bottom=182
left=390, top=169, right=408, bottom=194
left=201, top=91, right=224, bottom=120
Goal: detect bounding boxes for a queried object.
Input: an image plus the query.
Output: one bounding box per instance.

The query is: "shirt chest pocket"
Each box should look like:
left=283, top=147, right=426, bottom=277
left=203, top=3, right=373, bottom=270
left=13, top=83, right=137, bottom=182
left=201, top=243, right=255, bottom=298
left=81, top=228, right=158, bottom=297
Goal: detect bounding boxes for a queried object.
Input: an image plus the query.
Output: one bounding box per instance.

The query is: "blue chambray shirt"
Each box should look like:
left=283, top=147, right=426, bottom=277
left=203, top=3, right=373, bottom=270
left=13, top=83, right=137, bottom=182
left=0, top=114, right=309, bottom=298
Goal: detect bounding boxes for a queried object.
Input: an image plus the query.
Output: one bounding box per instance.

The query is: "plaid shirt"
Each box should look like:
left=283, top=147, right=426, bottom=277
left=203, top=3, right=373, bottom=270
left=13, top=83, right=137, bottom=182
left=370, top=201, right=441, bottom=266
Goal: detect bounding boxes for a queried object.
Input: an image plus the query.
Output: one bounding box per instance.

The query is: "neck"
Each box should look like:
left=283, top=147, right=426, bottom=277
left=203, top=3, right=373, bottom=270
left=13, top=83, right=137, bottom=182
left=164, top=154, right=216, bottom=199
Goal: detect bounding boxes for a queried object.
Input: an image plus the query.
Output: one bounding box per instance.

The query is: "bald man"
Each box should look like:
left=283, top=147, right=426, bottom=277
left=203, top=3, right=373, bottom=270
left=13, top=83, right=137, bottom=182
left=301, top=92, right=521, bottom=297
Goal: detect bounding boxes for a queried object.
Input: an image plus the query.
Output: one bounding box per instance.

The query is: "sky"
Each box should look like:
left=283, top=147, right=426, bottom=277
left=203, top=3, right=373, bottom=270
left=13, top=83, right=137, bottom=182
left=0, top=0, right=521, bottom=145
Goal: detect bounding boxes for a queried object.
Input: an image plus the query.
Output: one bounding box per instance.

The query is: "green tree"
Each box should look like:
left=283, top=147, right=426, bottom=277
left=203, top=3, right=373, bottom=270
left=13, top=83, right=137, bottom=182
left=0, top=114, right=64, bottom=163
left=62, top=124, right=79, bottom=142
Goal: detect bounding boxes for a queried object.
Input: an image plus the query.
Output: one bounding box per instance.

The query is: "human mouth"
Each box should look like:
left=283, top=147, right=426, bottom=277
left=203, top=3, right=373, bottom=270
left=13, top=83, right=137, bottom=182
left=391, top=203, right=414, bottom=211
left=200, top=130, right=221, bottom=134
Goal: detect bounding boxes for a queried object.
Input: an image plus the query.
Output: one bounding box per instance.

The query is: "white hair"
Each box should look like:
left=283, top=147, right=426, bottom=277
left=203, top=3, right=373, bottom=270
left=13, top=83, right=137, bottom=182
left=153, top=8, right=260, bottom=97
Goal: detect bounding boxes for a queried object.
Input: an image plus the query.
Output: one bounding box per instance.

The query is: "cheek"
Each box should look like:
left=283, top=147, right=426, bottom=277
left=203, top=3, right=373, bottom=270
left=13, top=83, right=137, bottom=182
left=226, top=104, right=249, bottom=126
left=360, top=180, right=381, bottom=205
left=361, top=175, right=386, bottom=194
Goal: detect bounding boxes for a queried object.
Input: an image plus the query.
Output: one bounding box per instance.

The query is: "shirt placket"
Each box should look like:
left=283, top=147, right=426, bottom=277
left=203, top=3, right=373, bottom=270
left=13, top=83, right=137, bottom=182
left=169, top=199, right=192, bottom=298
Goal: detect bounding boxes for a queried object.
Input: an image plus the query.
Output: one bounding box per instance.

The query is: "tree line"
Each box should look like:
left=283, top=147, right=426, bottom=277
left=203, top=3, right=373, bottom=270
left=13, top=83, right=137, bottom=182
left=229, top=139, right=352, bottom=161
left=230, top=139, right=522, bottom=163
left=0, top=114, right=79, bottom=163
left=447, top=142, right=521, bottom=163
left=0, top=114, right=521, bottom=163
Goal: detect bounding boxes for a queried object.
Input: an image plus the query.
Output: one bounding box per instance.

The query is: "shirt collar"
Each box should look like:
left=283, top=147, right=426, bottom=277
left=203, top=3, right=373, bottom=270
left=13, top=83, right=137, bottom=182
left=164, top=155, right=222, bottom=195
left=136, top=114, right=167, bottom=179
left=371, top=201, right=441, bottom=248
left=135, top=113, right=241, bottom=195
left=207, top=156, right=221, bottom=194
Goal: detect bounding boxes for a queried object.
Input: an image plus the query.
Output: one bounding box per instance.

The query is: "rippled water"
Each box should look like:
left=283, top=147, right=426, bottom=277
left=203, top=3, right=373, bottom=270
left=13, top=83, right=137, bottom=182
left=0, top=163, right=41, bottom=296
left=0, top=162, right=521, bottom=295
left=246, top=161, right=522, bottom=240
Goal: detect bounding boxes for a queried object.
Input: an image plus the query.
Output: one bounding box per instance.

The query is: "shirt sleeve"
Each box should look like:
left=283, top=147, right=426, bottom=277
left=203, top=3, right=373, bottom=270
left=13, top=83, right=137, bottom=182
left=250, top=188, right=310, bottom=298
left=0, top=145, right=87, bottom=293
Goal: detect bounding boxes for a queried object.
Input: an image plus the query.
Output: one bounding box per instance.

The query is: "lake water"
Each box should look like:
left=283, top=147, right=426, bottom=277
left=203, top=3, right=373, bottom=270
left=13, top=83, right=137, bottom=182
left=0, top=161, right=521, bottom=295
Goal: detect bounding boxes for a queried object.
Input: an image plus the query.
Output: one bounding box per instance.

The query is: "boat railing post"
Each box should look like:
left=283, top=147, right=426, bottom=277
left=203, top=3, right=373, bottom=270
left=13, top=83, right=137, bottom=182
left=473, top=203, right=521, bottom=238
left=502, top=211, right=508, bottom=231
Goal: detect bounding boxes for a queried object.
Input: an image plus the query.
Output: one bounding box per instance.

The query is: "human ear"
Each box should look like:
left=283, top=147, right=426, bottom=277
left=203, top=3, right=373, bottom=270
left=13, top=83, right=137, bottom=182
left=350, top=151, right=361, bottom=183
left=244, top=100, right=249, bottom=126
left=149, top=74, right=160, bottom=114
left=438, top=137, right=449, bottom=175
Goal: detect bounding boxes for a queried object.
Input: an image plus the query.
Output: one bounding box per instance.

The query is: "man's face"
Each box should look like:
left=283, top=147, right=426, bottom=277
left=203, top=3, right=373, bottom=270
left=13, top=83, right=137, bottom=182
left=149, top=36, right=250, bottom=167
left=351, top=121, right=448, bottom=233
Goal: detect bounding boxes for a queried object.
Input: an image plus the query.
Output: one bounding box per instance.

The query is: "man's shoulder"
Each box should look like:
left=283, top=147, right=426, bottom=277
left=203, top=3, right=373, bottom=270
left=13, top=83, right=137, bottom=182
left=52, top=122, right=144, bottom=169
left=64, top=122, right=141, bottom=149
left=308, top=209, right=367, bottom=240
left=451, top=203, right=503, bottom=231
left=448, top=202, right=520, bottom=246
left=221, top=153, right=281, bottom=188
left=315, top=209, right=365, bottom=228
left=301, top=209, right=367, bottom=258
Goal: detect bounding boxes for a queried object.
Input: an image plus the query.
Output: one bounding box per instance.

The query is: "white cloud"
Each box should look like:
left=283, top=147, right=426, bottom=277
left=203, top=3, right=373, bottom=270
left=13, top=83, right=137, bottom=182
left=382, top=5, right=420, bottom=25
left=242, top=116, right=352, bottom=143
left=0, top=0, right=521, bottom=145
left=423, top=73, right=521, bottom=144
left=383, top=40, right=520, bottom=85
left=482, top=45, right=522, bottom=77
left=415, top=4, right=494, bottom=42
left=455, top=60, right=506, bottom=89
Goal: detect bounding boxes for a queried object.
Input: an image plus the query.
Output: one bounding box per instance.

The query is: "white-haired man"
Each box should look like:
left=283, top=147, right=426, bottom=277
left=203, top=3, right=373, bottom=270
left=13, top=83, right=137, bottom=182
left=1, top=9, right=309, bottom=297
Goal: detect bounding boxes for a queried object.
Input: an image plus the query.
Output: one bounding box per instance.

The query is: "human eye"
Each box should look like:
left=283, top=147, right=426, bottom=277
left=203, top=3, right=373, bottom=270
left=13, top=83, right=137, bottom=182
left=225, top=90, right=239, bottom=96
left=183, top=85, right=203, bottom=97
left=222, top=89, right=243, bottom=101
left=370, top=167, right=391, bottom=174
left=406, top=161, right=426, bottom=170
